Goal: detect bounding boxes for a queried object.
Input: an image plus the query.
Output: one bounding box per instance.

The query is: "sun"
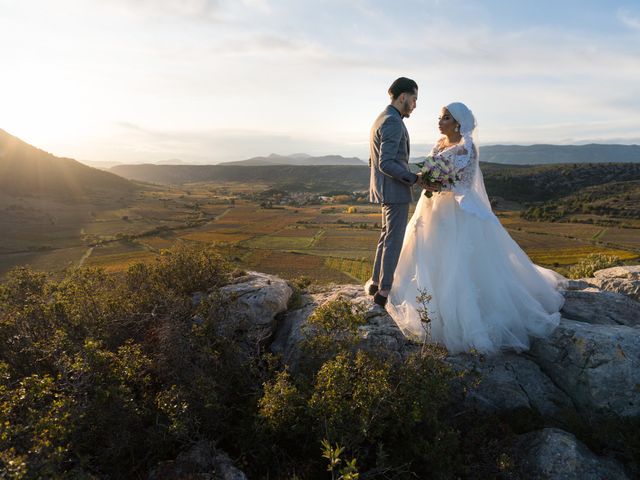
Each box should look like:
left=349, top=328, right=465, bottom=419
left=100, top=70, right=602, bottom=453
left=0, top=65, right=102, bottom=158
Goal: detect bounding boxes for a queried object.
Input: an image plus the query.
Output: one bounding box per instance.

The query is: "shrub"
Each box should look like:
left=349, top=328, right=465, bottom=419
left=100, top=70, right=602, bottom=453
left=0, top=243, right=240, bottom=478
left=256, top=299, right=464, bottom=479
left=299, top=297, right=367, bottom=373
left=567, top=253, right=620, bottom=279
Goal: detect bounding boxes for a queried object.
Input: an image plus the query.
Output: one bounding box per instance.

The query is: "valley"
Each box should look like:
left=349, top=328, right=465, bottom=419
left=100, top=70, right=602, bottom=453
left=2, top=180, right=638, bottom=283
left=2, top=129, right=639, bottom=283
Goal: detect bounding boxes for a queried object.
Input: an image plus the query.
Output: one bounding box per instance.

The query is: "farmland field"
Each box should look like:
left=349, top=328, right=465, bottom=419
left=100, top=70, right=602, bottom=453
left=1, top=183, right=639, bottom=283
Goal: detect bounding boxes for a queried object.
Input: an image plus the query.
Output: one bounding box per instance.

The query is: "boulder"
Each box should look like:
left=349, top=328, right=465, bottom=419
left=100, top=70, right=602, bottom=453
left=270, top=284, right=415, bottom=369
left=560, top=289, right=640, bottom=327
left=359, top=305, right=414, bottom=362
left=448, top=352, right=574, bottom=417
left=563, top=279, right=594, bottom=291
left=216, top=272, right=292, bottom=353
left=148, top=441, right=247, bottom=480
left=269, top=293, right=316, bottom=368
left=529, top=319, right=640, bottom=417
left=513, top=428, right=629, bottom=479
left=591, top=266, right=640, bottom=302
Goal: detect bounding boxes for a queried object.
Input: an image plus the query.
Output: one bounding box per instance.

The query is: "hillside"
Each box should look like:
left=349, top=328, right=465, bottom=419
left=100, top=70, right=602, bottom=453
left=480, top=162, right=640, bottom=202
left=521, top=180, right=640, bottom=222
left=111, top=161, right=640, bottom=203
left=219, top=153, right=366, bottom=166
left=479, top=144, right=640, bottom=165
left=111, top=163, right=370, bottom=191
left=0, top=129, right=137, bottom=198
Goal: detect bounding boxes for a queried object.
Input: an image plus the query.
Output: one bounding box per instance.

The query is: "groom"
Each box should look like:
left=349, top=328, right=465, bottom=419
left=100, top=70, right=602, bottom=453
left=368, top=77, right=430, bottom=307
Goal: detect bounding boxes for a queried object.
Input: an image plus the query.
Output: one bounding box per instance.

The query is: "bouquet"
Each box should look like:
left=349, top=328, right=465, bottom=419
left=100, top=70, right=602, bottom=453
left=415, top=155, right=460, bottom=198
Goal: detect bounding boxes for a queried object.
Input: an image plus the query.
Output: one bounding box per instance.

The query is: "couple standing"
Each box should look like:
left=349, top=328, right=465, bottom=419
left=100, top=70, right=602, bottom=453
left=367, top=77, right=565, bottom=355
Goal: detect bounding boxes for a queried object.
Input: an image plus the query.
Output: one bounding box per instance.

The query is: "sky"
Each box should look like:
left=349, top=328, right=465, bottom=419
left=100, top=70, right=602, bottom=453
left=1, top=0, right=640, bottom=164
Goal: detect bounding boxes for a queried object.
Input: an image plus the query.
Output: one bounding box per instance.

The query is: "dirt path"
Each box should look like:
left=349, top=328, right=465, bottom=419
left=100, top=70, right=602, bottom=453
left=78, top=246, right=94, bottom=267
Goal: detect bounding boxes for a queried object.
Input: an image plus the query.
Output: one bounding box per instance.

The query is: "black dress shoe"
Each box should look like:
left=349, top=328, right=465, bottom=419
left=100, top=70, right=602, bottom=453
left=367, top=284, right=379, bottom=296
left=373, top=292, right=388, bottom=307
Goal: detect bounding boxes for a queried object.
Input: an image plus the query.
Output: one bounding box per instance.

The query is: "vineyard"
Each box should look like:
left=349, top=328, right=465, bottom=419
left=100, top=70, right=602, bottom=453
left=2, top=184, right=639, bottom=283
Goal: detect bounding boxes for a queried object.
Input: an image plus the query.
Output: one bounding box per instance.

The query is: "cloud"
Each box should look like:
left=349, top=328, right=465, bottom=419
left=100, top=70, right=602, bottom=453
left=241, top=0, right=271, bottom=14
left=618, top=8, right=640, bottom=31
left=108, top=0, right=271, bottom=21
left=210, top=34, right=303, bottom=55
left=358, top=22, right=640, bottom=78
left=108, top=0, right=226, bottom=21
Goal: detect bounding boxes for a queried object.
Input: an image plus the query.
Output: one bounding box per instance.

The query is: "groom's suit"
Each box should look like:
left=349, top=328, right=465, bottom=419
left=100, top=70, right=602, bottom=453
left=369, top=104, right=418, bottom=291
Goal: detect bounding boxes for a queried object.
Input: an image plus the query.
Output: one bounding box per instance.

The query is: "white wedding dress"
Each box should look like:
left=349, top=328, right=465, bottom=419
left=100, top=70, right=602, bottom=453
left=386, top=139, right=565, bottom=354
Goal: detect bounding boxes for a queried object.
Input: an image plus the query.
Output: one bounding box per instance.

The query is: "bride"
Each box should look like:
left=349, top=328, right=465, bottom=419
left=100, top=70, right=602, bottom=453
left=385, top=102, right=565, bottom=354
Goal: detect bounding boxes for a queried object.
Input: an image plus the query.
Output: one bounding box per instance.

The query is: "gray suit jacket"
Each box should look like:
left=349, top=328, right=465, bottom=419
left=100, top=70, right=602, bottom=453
left=368, top=105, right=418, bottom=204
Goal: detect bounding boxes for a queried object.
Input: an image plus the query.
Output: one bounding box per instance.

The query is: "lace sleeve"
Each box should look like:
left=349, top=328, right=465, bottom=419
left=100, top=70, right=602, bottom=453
left=453, top=146, right=476, bottom=189
left=432, top=144, right=476, bottom=191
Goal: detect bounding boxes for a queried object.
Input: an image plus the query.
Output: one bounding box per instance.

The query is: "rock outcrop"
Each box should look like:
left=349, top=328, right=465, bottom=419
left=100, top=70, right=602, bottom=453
left=584, top=265, right=640, bottom=302
left=560, top=288, right=639, bottom=327
left=447, top=352, right=574, bottom=417
left=216, top=271, right=292, bottom=354
left=168, top=266, right=640, bottom=478
left=529, top=319, right=640, bottom=417
left=268, top=276, right=640, bottom=421
left=270, top=284, right=416, bottom=369
left=513, top=428, right=630, bottom=479
left=148, top=441, right=247, bottom=480
left=268, top=266, right=639, bottom=477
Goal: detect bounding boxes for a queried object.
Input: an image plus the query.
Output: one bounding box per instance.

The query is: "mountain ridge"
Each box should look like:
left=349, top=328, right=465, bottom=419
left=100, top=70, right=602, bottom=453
left=110, top=161, right=640, bottom=205
left=0, top=129, right=137, bottom=198
left=475, top=143, right=640, bottom=164
left=219, top=153, right=366, bottom=166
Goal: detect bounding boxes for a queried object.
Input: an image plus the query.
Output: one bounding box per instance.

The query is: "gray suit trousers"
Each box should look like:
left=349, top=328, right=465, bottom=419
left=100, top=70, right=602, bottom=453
left=371, top=202, right=410, bottom=290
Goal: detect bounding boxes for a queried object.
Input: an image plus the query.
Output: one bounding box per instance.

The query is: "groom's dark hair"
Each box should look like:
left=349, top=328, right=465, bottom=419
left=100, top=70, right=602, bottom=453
left=388, top=77, right=418, bottom=99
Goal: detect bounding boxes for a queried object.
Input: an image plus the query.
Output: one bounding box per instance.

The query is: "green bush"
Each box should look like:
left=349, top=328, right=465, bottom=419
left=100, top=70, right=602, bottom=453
left=0, top=243, right=241, bottom=479
left=256, top=298, right=465, bottom=479
left=3, top=248, right=634, bottom=478
left=567, top=253, right=620, bottom=279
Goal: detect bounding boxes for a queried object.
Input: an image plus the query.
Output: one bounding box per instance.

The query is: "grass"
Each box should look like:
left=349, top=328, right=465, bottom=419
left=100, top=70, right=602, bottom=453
left=181, top=231, right=254, bottom=244
left=240, top=235, right=318, bottom=250
left=242, top=249, right=354, bottom=283
left=527, top=246, right=638, bottom=266
left=84, top=250, right=159, bottom=272
left=598, top=227, right=640, bottom=248
left=324, top=257, right=372, bottom=283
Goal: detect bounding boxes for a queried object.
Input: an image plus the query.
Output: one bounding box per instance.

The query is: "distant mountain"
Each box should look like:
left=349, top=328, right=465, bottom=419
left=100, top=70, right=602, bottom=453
left=80, top=160, right=123, bottom=169
left=219, top=153, right=366, bottom=166
left=111, top=164, right=369, bottom=191
left=157, top=158, right=186, bottom=165
left=0, top=129, right=137, bottom=198
left=478, top=144, right=640, bottom=165
left=110, top=161, right=640, bottom=203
